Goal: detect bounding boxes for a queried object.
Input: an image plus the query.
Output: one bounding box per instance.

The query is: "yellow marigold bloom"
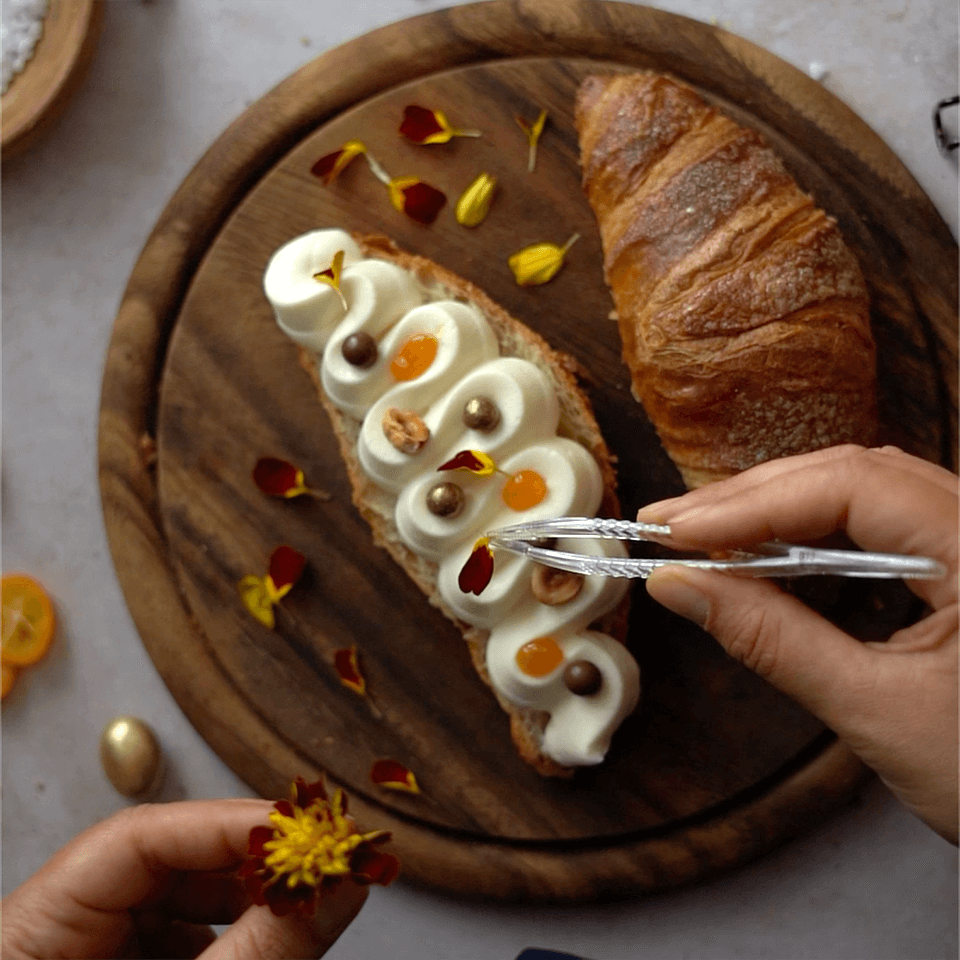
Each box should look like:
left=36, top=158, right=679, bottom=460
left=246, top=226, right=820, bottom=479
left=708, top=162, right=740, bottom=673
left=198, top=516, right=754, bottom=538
left=508, top=234, right=580, bottom=287
left=455, top=172, right=497, bottom=227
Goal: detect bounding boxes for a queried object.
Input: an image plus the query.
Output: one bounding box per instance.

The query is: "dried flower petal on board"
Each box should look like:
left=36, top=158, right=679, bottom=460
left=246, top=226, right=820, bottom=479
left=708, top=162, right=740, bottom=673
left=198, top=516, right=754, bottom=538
left=268, top=545, right=306, bottom=598
left=387, top=177, right=447, bottom=225
left=239, top=546, right=306, bottom=629
left=399, top=105, right=481, bottom=144
left=515, top=108, right=547, bottom=172
left=334, top=647, right=366, bottom=695
left=370, top=760, right=420, bottom=794
left=508, top=234, right=579, bottom=287
left=253, top=458, right=310, bottom=498
left=436, top=449, right=497, bottom=476
left=310, top=140, right=367, bottom=184
left=455, top=172, right=497, bottom=227
left=458, top=537, right=495, bottom=595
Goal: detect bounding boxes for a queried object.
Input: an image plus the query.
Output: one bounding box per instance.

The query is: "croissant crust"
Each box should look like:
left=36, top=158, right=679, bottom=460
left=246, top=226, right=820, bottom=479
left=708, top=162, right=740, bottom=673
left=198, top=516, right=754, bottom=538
left=575, top=72, right=877, bottom=488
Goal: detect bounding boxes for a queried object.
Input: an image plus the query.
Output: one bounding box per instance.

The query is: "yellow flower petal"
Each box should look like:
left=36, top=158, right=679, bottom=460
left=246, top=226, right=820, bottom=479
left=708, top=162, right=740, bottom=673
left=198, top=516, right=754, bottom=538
left=455, top=172, right=497, bottom=227
left=239, top=575, right=276, bottom=629
left=508, top=233, right=579, bottom=287
left=516, top=109, right=548, bottom=172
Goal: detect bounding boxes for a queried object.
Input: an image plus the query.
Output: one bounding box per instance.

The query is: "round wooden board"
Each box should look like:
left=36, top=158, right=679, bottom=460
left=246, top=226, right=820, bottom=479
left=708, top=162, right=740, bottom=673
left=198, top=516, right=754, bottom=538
left=0, top=0, right=104, bottom=160
left=98, top=0, right=958, bottom=901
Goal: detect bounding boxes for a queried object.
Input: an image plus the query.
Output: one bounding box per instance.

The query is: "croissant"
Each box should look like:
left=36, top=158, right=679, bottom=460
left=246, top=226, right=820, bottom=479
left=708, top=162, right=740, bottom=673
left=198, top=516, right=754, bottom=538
left=575, top=72, right=878, bottom=488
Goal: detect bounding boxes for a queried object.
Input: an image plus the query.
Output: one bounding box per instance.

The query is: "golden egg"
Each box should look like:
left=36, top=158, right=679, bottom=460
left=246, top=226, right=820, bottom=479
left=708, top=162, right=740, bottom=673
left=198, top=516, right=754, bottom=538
left=99, top=716, right=165, bottom=799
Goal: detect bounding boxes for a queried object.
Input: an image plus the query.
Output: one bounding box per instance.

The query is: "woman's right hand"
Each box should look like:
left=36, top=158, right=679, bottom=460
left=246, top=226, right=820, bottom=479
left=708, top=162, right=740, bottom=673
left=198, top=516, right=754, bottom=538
left=639, top=445, right=958, bottom=843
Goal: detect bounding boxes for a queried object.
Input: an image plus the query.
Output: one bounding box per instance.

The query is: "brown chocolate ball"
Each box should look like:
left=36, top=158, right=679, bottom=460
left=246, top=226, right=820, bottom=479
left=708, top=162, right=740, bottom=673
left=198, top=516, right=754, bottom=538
left=341, top=331, right=377, bottom=368
left=563, top=660, right=603, bottom=696
left=426, top=481, right=464, bottom=518
left=463, top=396, right=500, bottom=432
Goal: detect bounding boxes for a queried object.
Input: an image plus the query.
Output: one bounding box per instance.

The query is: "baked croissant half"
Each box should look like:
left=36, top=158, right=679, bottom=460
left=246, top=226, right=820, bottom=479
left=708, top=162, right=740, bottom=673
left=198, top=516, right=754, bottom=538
left=575, top=71, right=878, bottom=488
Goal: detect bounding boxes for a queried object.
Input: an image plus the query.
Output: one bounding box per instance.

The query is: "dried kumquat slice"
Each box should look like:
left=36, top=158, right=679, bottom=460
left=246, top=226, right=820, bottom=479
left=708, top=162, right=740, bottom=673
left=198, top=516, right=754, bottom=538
left=2, top=662, right=17, bottom=699
left=1, top=574, right=56, bottom=666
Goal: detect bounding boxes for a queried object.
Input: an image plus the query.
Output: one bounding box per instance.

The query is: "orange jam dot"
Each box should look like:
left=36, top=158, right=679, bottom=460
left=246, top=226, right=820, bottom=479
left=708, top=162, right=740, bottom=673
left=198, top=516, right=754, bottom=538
left=502, top=469, right=547, bottom=511
left=516, top=636, right=564, bottom=677
left=390, top=333, right=438, bottom=381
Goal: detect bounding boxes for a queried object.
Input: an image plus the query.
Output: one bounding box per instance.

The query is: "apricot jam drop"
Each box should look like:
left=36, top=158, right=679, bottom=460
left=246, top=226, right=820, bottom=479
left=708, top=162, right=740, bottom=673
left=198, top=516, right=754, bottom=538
left=516, top=636, right=564, bottom=677
left=390, top=333, right=438, bottom=381
left=502, top=469, right=547, bottom=511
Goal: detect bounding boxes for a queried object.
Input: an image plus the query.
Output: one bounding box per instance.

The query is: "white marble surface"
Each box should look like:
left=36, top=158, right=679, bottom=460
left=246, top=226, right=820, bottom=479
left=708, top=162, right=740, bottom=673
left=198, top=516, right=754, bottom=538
left=2, top=1, right=957, bottom=958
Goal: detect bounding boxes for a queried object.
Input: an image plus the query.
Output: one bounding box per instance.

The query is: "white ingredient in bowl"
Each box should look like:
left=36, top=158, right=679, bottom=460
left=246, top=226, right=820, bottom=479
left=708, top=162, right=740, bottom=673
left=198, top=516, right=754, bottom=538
left=1, top=0, right=49, bottom=94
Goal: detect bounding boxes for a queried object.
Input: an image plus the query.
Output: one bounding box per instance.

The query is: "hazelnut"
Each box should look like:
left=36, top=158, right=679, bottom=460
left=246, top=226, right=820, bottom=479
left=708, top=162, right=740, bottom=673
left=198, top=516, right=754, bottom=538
left=341, top=331, right=377, bottom=368
left=531, top=564, right=583, bottom=605
left=426, top=481, right=464, bottom=518
left=563, top=660, right=603, bottom=696
left=382, top=407, right=430, bottom=454
left=463, top=396, right=500, bottom=432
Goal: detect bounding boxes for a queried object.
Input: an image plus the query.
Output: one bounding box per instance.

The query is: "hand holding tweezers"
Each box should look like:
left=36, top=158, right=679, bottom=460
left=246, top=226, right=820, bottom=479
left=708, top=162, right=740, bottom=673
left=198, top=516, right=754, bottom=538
left=485, top=517, right=946, bottom=581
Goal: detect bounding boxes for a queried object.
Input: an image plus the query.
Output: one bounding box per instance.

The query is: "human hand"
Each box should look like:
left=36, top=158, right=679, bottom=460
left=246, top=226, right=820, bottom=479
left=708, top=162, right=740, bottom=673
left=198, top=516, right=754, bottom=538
left=1, top=798, right=368, bottom=959
left=638, top=445, right=958, bottom=844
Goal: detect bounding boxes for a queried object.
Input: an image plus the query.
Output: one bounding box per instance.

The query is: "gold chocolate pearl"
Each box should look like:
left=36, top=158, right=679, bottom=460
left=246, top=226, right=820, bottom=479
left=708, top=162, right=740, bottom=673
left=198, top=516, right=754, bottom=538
left=100, top=716, right=165, bottom=799
left=463, top=396, right=500, bottom=432
left=563, top=660, right=603, bottom=696
left=426, top=481, right=465, bottom=518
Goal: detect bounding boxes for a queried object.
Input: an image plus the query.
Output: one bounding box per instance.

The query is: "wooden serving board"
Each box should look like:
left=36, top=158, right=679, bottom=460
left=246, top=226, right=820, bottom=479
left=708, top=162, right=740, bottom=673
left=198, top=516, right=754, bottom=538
left=98, top=1, right=958, bottom=901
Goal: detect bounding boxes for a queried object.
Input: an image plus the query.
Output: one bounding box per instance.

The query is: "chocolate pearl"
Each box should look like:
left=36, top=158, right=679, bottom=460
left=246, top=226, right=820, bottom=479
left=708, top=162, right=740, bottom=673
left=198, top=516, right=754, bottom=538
left=426, top=481, right=464, bottom=518
left=563, top=660, right=603, bottom=696
left=463, top=396, right=500, bottom=432
left=341, top=331, right=377, bottom=368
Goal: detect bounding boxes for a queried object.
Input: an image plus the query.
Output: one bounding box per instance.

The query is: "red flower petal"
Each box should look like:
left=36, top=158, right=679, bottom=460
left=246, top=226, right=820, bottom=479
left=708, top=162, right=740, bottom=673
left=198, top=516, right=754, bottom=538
left=247, top=825, right=274, bottom=857
left=351, top=844, right=401, bottom=886
left=292, top=775, right=328, bottom=808
left=269, top=545, right=306, bottom=592
left=253, top=457, right=302, bottom=497
left=388, top=179, right=447, bottom=225
left=370, top=759, right=420, bottom=793
left=310, top=140, right=366, bottom=185
left=438, top=450, right=484, bottom=472
left=334, top=647, right=366, bottom=695
left=399, top=105, right=447, bottom=143
left=458, top=538, right=495, bottom=595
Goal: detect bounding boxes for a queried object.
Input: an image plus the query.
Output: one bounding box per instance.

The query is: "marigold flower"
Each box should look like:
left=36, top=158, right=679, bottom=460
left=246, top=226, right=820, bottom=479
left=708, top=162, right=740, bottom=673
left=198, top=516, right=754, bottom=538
left=240, top=777, right=399, bottom=916
left=399, top=105, right=482, bottom=144
left=387, top=177, right=447, bottom=225
left=455, top=172, right=497, bottom=227
left=516, top=108, right=548, bottom=172
left=458, top=538, right=495, bottom=595
left=310, top=140, right=367, bottom=185
left=508, top=234, right=580, bottom=287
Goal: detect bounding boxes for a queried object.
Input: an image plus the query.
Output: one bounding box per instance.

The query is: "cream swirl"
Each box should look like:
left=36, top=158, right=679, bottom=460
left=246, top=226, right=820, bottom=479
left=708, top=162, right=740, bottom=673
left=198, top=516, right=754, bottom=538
left=264, top=229, right=640, bottom=767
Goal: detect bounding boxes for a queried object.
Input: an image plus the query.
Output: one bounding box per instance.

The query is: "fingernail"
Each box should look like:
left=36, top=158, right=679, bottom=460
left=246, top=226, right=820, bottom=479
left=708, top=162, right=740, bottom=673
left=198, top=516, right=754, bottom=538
left=646, top=568, right=710, bottom=628
left=635, top=497, right=684, bottom=524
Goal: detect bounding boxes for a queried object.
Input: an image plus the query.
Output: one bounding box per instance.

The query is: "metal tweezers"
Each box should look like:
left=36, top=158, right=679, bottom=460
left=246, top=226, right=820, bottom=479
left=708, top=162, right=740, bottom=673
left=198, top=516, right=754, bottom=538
left=485, top=517, right=946, bottom=581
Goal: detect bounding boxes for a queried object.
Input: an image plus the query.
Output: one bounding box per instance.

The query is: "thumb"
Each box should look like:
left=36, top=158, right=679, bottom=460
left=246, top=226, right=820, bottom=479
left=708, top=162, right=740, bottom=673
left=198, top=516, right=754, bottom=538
left=646, top=566, right=874, bottom=731
left=199, top=878, right=368, bottom=960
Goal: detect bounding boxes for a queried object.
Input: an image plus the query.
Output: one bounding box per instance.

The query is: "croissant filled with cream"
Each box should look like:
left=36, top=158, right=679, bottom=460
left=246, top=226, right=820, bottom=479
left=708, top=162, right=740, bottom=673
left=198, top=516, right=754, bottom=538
left=575, top=72, right=878, bottom=488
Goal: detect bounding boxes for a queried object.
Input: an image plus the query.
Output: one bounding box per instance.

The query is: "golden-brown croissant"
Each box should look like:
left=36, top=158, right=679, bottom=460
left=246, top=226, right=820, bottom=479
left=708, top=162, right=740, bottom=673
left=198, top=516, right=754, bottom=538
left=575, top=72, right=878, bottom=488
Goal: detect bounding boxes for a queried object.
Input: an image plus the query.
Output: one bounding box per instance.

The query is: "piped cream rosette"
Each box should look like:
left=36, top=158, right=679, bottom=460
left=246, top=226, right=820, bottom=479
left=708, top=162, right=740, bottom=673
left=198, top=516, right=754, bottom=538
left=264, top=229, right=640, bottom=767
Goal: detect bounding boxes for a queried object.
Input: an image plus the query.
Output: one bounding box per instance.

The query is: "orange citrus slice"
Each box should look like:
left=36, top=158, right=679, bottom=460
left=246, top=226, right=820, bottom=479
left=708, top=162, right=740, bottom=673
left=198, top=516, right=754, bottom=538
left=2, top=574, right=56, bottom=666
left=1, top=662, right=17, bottom=699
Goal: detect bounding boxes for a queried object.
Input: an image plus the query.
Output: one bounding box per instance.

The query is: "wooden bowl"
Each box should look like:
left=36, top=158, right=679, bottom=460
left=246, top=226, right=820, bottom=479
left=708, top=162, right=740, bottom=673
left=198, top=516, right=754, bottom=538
left=1, top=0, right=104, bottom=160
